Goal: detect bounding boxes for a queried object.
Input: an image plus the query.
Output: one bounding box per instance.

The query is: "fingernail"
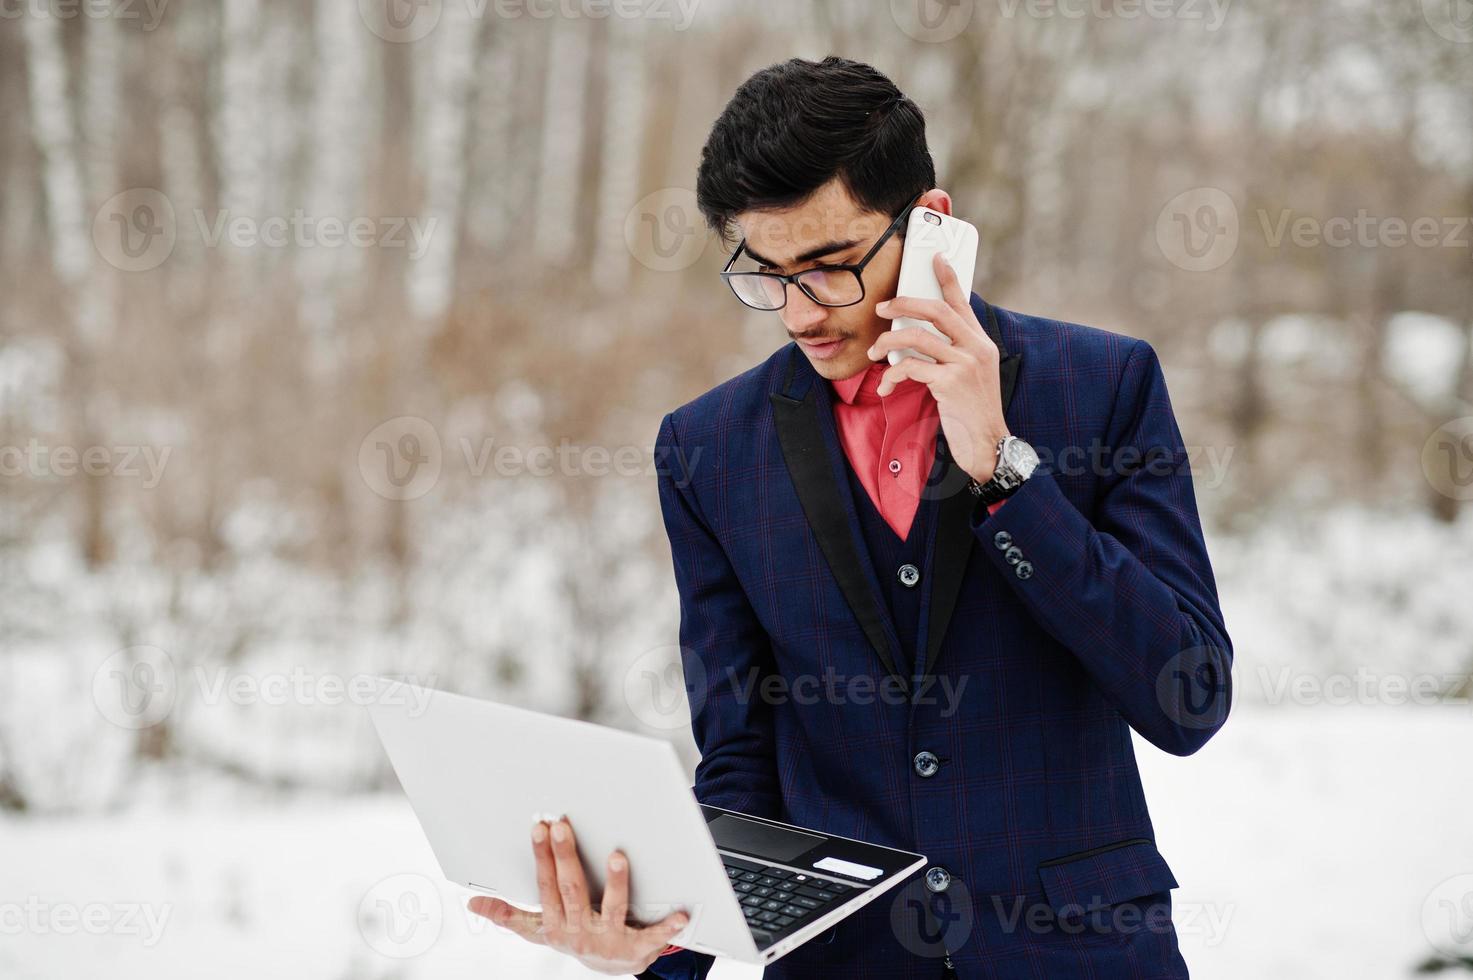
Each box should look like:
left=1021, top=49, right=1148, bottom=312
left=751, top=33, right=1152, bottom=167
left=532, top=822, right=546, bottom=843
left=609, top=853, right=626, bottom=872
left=551, top=821, right=568, bottom=842
left=876, top=301, right=890, bottom=312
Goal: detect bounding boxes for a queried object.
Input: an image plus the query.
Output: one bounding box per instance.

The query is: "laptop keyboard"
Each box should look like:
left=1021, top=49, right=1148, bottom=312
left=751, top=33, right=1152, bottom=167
left=722, top=854, right=857, bottom=944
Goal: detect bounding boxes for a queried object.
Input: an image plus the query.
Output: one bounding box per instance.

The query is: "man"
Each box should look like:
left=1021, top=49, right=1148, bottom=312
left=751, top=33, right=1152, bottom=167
left=471, top=56, right=1232, bottom=978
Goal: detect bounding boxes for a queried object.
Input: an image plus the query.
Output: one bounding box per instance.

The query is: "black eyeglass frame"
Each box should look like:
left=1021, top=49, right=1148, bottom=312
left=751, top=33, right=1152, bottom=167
left=719, top=192, right=924, bottom=311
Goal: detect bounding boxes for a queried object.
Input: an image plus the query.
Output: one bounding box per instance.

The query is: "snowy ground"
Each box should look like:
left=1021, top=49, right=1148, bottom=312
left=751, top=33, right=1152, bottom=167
left=2, top=702, right=1468, bottom=979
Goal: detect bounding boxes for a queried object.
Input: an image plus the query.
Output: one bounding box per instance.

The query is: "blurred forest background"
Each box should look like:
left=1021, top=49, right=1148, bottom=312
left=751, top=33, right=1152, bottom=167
left=2, top=1, right=1472, bottom=977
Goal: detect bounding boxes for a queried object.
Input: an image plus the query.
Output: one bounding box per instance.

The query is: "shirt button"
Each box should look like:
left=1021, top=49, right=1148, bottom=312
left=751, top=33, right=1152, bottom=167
left=993, top=530, right=1012, bottom=551
left=913, top=751, right=940, bottom=778
left=1015, top=560, right=1034, bottom=580
left=1004, top=546, right=1024, bottom=566
left=924, top=866, right=951, bottom=893
left=897, top=563, right=921, bottom=588
left=888, top=458, right=902, bottom=475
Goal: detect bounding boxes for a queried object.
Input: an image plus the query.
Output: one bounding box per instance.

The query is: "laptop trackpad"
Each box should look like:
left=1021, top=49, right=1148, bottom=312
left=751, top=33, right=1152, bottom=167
left=709, top=813, right=823, bottom=862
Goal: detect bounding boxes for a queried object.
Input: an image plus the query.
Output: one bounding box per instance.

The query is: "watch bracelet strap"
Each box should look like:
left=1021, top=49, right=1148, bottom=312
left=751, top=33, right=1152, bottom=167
left=967, top=471, right=1015, bottom=506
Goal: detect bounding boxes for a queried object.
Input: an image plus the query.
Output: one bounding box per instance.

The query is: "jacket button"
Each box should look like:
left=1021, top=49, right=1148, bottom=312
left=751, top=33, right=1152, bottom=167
left=912, top=750, right=939, bottom=777
left=897, top=563, right=921, bottom=588
left=924, top=866, right=951, bottom=892
left=888, top=458, right=902, bottom=475
left=992, top=530, right=1012, bottom=551
left=1004, top=545, right=1023, bottom=566
left=1015, top=560, right=1034, bottom=580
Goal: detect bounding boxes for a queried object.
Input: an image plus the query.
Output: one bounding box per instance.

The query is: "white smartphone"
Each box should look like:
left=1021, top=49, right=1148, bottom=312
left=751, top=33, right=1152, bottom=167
left=886, top=206, right=979, bottom=365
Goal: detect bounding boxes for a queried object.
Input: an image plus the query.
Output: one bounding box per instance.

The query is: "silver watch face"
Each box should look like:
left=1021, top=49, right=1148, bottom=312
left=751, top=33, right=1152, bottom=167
left=1001, top=437, right=1039, bottom=481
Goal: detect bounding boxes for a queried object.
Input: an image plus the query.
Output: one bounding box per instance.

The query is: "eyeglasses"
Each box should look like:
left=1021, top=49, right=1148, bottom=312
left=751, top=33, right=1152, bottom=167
left=720, top=193, right=922, bottom=311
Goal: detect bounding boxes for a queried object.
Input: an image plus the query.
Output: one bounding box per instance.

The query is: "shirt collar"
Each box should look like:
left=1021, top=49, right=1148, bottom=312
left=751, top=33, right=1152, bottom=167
left=832, top=360, right=885, bottom=405
left=832, top=359, right=934, bottom=405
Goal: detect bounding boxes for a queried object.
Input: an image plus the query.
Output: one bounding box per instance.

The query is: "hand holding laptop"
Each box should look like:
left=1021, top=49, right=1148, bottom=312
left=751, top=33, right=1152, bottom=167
left=466, top=816, right=689, bottom=976
left=366, top=683, right=925, bottom=967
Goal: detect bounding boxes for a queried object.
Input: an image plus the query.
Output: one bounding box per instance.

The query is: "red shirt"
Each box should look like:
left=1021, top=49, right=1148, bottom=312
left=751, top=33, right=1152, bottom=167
left=832, top=361, right=940, bottom=539
left=832, top=360, right=1004, bottom=539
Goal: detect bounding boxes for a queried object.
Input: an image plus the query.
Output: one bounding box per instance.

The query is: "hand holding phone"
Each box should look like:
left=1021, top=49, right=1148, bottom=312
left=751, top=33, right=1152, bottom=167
left=886, top=207, right=979, bottom=365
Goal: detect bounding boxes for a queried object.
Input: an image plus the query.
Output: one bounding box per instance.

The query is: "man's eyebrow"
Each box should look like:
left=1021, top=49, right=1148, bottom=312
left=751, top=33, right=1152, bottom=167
left=743, top=238, right=864, bottom=270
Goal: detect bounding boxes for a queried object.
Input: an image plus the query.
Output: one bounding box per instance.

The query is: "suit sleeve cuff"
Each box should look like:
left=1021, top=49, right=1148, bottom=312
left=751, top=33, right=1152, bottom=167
left=633, top=946, right=715, bottom=980
left=968, top=469, right=1083, bottom=588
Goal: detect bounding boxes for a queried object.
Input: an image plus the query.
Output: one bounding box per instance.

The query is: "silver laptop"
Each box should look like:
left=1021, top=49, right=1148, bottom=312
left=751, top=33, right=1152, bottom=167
left=366, top=681, right=926, bottom=965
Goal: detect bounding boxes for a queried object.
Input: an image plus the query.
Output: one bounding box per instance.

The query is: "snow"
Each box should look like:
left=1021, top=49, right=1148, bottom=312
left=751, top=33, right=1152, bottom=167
left=1383, top=312, right=1467, bottom=409
left=1, top=705, right=1467, bottom=978
left=4, top=505, right=1470, bottom=976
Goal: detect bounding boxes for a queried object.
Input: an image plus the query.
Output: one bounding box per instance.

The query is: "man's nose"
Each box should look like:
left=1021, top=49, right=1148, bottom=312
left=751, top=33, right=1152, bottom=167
left=781, top=285, right=827, bottom=332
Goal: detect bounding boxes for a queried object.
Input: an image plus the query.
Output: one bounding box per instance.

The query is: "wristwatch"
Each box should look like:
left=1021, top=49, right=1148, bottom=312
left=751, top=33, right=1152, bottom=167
left=966, top=435, right=1039, bottom=506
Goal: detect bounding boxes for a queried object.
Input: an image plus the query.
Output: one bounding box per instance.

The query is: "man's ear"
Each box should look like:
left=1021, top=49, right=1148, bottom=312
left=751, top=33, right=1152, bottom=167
left=916, top=188, right=953, bottom=216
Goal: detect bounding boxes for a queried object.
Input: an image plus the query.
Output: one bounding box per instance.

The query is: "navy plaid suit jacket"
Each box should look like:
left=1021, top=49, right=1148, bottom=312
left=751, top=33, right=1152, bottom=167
left=643, top=293, right=1232, bottom=979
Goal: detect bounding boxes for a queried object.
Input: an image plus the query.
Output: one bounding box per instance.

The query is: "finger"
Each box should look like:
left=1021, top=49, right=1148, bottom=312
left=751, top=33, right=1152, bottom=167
left=869, top=326, right=960, bottom=365
left=468, top=896, right=549, bottom=946
left=530, top=820, right=565, bottom=934
left=932, top=252, right=971, bottom=316
left=875, top=296, right=968, bottom=345
left=549, top=818, right=591, bottom=925
left=639, top=909, right=692, bottom=955
left=599, top=850, right=630, bottom=929
left=877, top=358, right=943, bottom=398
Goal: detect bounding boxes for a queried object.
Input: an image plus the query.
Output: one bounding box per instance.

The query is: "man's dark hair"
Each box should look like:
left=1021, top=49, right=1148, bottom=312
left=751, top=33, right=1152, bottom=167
left=695, top=56, right=936, bottom=246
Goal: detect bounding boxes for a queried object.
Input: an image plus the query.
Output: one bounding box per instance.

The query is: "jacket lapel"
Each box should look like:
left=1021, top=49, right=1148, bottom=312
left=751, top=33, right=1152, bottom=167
left=770, top=347, right=909, bottom=691
left=916, top=295, right=1021, bottom=684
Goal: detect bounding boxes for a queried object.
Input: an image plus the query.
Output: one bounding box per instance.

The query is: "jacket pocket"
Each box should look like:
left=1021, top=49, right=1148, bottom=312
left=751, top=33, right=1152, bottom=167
left=1036, top=837, right=1178, bottom=914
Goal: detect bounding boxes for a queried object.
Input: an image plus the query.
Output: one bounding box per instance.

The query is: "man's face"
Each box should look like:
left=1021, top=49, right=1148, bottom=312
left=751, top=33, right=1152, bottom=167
left=731, top=179, right=950, bottom=381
